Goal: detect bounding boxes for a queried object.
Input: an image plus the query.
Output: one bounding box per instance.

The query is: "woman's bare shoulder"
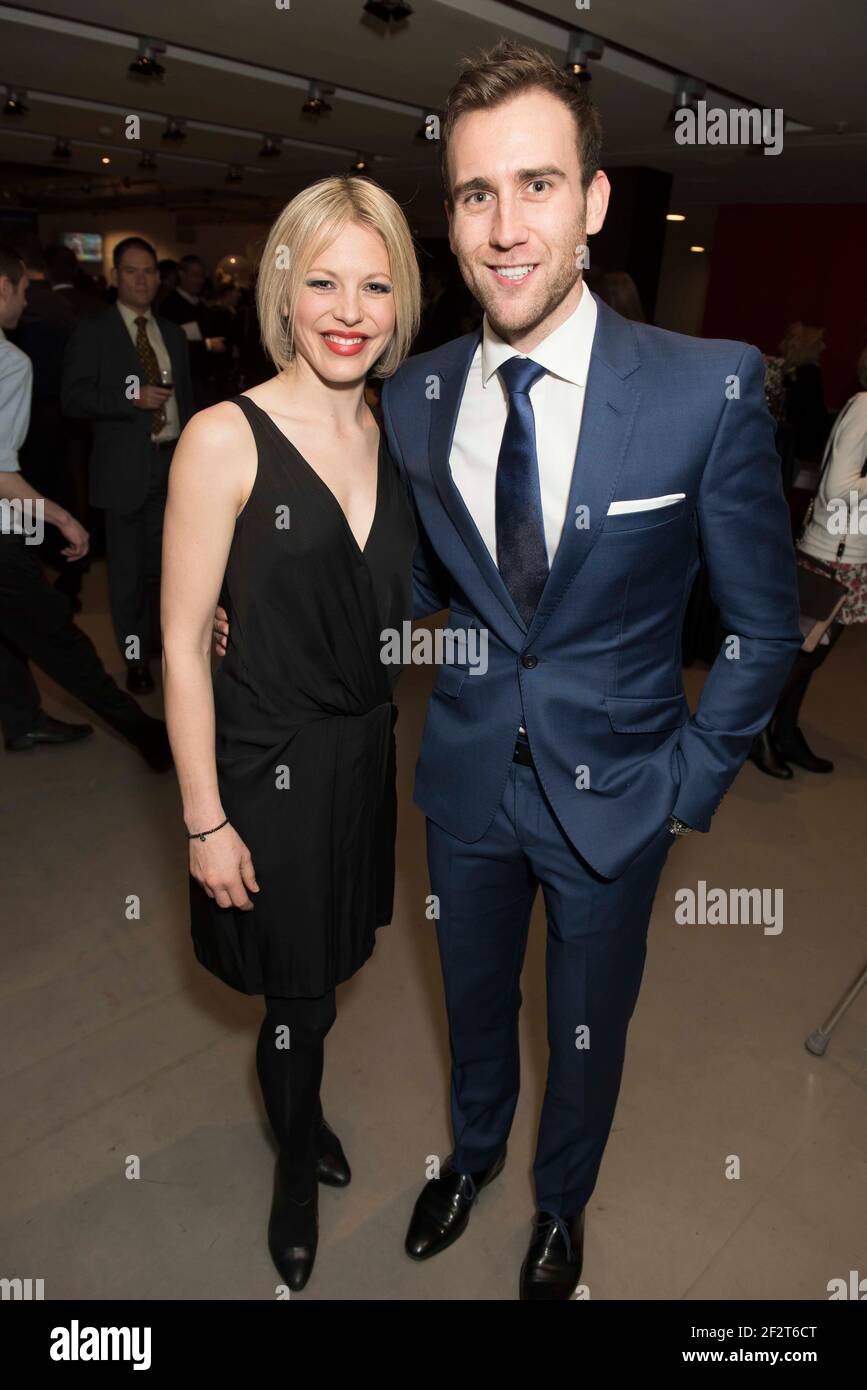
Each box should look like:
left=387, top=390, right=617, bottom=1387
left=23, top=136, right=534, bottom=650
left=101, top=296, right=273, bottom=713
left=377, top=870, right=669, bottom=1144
left=178, top=399, right=255, bottom=455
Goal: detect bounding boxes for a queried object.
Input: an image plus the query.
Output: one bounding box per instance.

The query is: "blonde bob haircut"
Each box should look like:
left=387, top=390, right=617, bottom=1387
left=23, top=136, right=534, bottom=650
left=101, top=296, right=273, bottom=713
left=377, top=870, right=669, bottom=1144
left=257, top=175, right=421, bottom=379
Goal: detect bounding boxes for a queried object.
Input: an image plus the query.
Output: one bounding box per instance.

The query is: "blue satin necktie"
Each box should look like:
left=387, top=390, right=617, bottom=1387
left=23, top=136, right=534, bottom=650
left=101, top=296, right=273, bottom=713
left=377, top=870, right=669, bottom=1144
left=495, top=356, right=549, bottom=626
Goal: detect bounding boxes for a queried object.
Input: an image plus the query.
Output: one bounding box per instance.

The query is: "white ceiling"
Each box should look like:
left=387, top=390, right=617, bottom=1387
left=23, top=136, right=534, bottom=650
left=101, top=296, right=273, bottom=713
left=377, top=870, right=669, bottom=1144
left=0, top=0, right=864, bottom=230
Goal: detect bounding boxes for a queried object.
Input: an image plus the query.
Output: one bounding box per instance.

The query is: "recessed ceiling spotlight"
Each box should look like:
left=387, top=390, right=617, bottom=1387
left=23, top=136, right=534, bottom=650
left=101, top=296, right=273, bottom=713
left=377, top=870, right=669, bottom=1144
left=138, top=150, right=157, bottom=170
left=52, top=137, right=72, bottom=159
left=689, top=245, right=706, bottom=253
left=128, top=38, right=167, bottom=81
left=225, top=165, right=244, bottom=184
left=364, top=0, right=413, bottom=21
left=301, top=83, right=333, bottom=116
left=666, top=213, right=687, bottom=221
left=259, top=135, right=282, bottom=158
left=350, top=153, right=370, bottom=173
left=100, top=155, right=111, bottom=165
left=3, top=88, right=28, bottom=116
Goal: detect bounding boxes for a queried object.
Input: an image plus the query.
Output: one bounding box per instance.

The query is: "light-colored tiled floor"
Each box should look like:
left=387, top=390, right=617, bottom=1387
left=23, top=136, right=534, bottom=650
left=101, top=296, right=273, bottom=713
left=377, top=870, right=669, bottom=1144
left=2, top=561, right=865, bottom=1300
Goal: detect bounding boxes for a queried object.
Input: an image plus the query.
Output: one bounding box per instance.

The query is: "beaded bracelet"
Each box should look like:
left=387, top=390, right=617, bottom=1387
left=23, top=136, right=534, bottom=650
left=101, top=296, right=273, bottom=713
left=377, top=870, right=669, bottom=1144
left=187, top=818, right=228, bottom=842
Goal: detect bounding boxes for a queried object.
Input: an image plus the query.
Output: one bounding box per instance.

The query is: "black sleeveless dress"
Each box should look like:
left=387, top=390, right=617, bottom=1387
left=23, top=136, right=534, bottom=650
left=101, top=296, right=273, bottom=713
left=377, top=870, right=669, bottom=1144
left=189, top=394, right=417, bottom=998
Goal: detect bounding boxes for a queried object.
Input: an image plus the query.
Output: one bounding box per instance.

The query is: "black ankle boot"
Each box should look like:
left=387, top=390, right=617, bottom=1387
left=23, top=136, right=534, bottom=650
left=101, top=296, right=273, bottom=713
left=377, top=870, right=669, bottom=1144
left=749, top=727, right=793, bottom=779
left=775, top=726, right=834, bottom=773
left=316, top=1116, right=351, bottom=1187
left=267, top=1158, right=318, bottom=1292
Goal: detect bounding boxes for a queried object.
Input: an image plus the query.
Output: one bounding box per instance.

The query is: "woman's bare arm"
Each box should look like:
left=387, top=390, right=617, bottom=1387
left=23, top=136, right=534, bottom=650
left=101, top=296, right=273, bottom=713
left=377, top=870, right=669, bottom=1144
left=161, top=402, right=259, bottom=909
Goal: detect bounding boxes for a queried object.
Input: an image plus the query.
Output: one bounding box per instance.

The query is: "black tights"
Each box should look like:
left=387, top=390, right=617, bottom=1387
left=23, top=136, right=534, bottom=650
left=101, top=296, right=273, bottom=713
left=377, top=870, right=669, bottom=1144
left=256, top=990, right=336, bottom=1198
left=774, top=623, right=846, bottom=741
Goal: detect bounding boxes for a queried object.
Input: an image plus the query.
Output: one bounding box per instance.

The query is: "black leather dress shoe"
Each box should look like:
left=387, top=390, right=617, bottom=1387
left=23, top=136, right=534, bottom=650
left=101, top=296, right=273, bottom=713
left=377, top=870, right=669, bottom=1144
left=520, top=1209, right=585, bottom=1301
left=5, top=711, right=93, bottom=751
left=749, top=729, right=792, bottom=779
left=775, top=727, right=834, bottom=774
left=126, top=662, right=154, bottom=695
left=268, top=1159, right=318, bottom=1292
left=405, top=1148, right=506, bottom=1260
left=315, top=1116, right=350, bottom=1187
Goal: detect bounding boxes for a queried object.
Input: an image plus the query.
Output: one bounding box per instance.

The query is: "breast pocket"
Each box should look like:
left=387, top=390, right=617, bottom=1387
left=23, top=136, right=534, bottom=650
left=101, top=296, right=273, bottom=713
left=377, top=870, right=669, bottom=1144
left=602, top=497, right=688, bottom=534
left=435, top=662, right=469, bottom=698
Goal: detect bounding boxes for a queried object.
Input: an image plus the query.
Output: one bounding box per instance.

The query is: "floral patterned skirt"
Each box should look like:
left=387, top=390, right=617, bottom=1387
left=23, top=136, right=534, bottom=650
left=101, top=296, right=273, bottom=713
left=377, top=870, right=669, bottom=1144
left=797, top=549, right=867, bottom=625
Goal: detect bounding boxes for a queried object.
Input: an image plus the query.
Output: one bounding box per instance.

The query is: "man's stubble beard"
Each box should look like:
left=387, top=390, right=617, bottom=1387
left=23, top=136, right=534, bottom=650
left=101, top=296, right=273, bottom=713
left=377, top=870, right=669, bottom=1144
left=457, top=210, right=587, bottom=343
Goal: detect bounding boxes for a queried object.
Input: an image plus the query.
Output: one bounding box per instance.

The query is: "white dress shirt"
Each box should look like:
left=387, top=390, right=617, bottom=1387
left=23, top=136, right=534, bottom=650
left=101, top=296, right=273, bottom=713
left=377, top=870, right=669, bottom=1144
left=449, top=281, right=597, bottom=569
left=0, top=327, right=33, bottom=534
left=116, top=301, right=180, bottom=442
left=0, top=326, right=32, bottom=475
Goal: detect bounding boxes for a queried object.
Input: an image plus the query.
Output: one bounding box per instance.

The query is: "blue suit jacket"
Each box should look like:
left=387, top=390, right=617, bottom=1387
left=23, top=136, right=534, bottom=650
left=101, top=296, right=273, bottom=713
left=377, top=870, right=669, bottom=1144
left=381, top=293, right=802, bottom=879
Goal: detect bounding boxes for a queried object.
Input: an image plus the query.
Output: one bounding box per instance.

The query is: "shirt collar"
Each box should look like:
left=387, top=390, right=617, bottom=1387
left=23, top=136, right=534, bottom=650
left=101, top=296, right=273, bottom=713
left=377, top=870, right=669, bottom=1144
left=178, top=288, right=199, bottom=305
left=481, top=279, right=597, bottom=389
left=117, top=300, right=153, bottom=329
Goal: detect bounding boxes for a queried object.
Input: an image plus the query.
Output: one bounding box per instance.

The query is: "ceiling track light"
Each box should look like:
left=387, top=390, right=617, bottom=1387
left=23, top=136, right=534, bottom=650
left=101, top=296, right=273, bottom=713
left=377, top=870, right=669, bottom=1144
left=259, top=134, right=282, bottom=157
left=3, top=87, right=29, bottom=116
left=52, top=137, right=71, bottom=158
left=665, top=77, right=706, bottom=130
left=162, top=116, right=186, bottom=142
left=301, top=83, right=333, bottom=117
left=363, top=0, right=413, bottom=21
left=128, top=37, right=167, bottom=81
left=225, top=165, right=244, bottom=184
left=565, top=31, right=604, bottom=84
left=138, top=150, right=157, bottom=170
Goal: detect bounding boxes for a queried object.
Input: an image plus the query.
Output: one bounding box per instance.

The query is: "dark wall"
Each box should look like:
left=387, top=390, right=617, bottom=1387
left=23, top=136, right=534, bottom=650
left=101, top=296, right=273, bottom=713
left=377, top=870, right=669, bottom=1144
left=590, top=166, right=673, bottom=320
left=702, top=203, right=867, bottom=409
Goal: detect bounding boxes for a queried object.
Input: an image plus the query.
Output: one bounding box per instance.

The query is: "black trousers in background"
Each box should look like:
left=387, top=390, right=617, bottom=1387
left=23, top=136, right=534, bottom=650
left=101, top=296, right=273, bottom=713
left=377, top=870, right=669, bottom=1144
left=0, top=533, right=151, bottom=743
left=257, top=991, right=337, bottom=1199
left=103, top=441, right=174, bottom=666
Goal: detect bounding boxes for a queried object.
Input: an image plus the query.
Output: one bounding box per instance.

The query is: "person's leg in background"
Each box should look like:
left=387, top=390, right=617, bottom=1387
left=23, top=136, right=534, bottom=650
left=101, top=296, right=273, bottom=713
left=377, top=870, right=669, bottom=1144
left=102, top=502, right=151, bottom=692
left=142, top=448, right=172, bottom=665
left=0, top=534, right=171, bottom=769
left=0, top=621, right=91, bottom=747
left=772, top=622, right=846, bottom=772
left=258, top=989, right=347, bottom=1291
left=405, top=766, right=538, bottom=1261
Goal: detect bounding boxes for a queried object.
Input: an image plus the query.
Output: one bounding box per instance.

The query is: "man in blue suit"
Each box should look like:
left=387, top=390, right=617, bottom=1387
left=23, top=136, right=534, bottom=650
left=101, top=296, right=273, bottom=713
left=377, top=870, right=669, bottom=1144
left=381, top=40, right=802, bottom=1299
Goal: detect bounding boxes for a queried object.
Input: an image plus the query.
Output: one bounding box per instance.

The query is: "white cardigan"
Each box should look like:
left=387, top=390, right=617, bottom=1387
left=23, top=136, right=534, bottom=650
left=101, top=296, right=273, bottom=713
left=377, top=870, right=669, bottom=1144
left=799, top=392, right=867, bottom=565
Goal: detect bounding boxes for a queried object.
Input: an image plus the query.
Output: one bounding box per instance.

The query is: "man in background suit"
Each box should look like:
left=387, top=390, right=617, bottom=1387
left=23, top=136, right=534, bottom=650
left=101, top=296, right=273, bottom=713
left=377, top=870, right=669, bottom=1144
left=158, top=253, right=226, bottom=409
left=62, top=236, right=193, bottom=694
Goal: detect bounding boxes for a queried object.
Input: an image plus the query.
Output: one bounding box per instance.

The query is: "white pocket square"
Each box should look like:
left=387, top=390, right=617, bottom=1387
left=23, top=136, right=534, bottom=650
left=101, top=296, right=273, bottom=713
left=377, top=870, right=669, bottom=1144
left=607, top=493, right=686, bottom=516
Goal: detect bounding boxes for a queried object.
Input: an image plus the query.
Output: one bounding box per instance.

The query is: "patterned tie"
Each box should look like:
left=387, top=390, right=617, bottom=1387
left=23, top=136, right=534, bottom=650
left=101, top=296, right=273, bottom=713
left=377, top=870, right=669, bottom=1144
left=495, top=356, right=549, bottom=625
left=134, top=315, right=166, bottom=437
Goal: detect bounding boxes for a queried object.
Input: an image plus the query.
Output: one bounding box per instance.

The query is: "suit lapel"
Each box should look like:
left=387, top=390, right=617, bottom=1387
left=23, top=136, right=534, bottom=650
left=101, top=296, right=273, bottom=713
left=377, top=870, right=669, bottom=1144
left=527, top=297, right=641, bottom=642
left=428, top=330, right=528, bottom=636
left=110, top=303, right=142, bottom=378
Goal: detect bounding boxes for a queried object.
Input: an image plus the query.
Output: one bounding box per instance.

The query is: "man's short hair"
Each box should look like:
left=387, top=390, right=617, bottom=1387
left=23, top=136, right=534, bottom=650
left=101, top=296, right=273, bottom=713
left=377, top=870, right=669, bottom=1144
left=45, top=242, right=82, bottom=283
left=178, top=254, right=204, bottom=270
left=440, top=38, right=603, bottom=206
left=113, top=236, right=158, bottom=269
left=0, top=241, right=26, bottom=286
left=8, top=231, right=47, bottom=274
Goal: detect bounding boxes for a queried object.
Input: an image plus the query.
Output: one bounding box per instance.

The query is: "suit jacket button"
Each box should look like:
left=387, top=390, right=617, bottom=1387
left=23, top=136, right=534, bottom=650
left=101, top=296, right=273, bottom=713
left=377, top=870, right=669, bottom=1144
left=521, top=654, right=538, bottom=669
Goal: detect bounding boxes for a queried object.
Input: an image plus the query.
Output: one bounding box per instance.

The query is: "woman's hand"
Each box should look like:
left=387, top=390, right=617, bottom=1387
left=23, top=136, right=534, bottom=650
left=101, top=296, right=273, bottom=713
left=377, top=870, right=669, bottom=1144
left=189, top=822, right=260, bottom=909
left=213, top=605, right=229, bottom=657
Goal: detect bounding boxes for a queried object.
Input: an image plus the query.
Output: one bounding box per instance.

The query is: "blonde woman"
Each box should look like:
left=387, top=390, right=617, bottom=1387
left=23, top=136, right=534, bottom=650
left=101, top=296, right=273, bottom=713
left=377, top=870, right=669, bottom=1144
left=161, top=177, right=420, bottom=1291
